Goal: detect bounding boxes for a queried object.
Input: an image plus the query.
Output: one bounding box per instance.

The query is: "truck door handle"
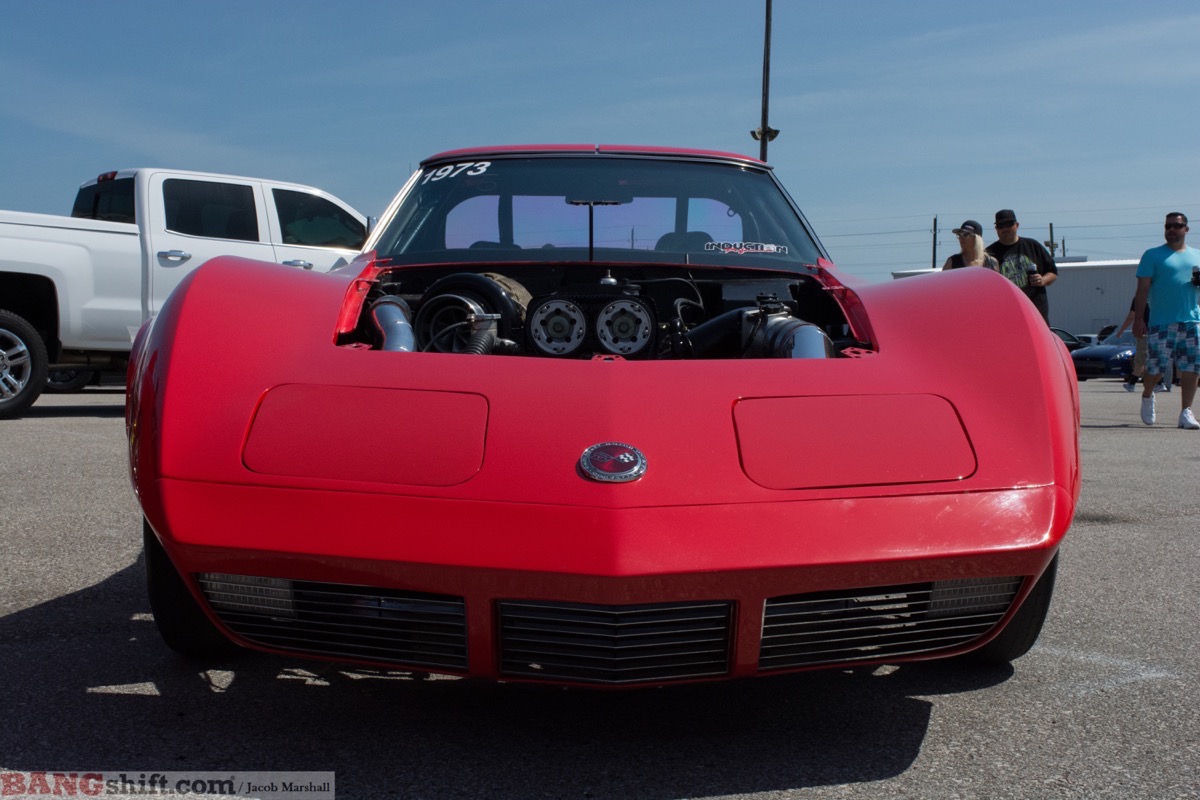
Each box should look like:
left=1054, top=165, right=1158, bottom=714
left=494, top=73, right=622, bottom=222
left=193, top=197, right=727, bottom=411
left=157, top=250, right=192, bottom=263
left=282, top=260, right=315, bottom=270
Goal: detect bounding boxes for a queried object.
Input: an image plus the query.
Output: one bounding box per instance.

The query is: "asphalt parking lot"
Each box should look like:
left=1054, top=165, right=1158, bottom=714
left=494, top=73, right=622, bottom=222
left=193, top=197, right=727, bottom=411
left=1, top=380, right=1198, bottom=800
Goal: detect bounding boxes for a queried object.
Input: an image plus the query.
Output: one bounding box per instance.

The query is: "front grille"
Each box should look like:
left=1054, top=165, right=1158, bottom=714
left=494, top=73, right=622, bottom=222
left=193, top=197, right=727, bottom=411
left=197, top=574, right=468, bottom=671
left=760, top=576, right=1022, bottom=670
left=498, top=599, right=733, bottom=684
left=1073, top=358, right=1122, bottom=376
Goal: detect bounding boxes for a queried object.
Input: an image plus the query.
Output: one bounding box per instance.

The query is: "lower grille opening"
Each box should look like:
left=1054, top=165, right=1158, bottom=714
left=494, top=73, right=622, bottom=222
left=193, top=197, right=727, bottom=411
left=196, top=573, right=468, bottom=671
left=760, top=576, right=1022, bottom=670
left=498, top=599, right=733, bottom=685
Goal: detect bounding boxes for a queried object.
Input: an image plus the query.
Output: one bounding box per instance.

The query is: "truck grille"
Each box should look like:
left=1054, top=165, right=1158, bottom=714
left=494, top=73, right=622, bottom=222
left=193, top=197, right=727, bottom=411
left=760, top=576, right=1022, bottom=670
left=498, top=599, right=733, bottom=684
left=197, top=573, right=468, bottom=671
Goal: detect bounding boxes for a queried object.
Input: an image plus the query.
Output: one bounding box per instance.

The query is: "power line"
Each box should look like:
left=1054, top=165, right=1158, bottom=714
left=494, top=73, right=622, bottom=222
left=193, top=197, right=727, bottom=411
left=815, top=202, right=1200, bottom=227
left=812, top=212, right=939, bottom=225
left=835, top=242, right=936, bottom=251
left=820, top=228, right=927, bottom=238
left=1054, top=222, right=1178, bottom=231
left=999, top=203, right=1200, bottom=216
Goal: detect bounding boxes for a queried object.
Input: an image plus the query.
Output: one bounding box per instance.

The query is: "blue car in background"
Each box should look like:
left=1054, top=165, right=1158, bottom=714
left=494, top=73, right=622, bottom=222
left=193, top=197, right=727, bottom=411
left=1071, top=330, right=1135, bottom=379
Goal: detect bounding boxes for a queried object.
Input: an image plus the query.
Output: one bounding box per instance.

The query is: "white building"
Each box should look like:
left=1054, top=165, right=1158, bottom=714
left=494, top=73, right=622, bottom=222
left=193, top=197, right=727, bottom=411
left=891, top=259, right=1138, bottom=335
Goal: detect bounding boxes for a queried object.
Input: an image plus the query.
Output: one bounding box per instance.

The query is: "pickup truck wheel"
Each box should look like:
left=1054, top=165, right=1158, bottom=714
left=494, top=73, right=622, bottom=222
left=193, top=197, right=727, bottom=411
left=143, top=519, right=240, bottom=658
left=45, top=368, right=95, bottom=393
left=0, top=310, right=49, bottom=418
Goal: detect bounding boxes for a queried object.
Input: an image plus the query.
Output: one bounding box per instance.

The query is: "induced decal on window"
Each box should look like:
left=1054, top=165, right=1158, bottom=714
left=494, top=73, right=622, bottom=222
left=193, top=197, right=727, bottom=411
left=705, top=241, right=789, bottom=255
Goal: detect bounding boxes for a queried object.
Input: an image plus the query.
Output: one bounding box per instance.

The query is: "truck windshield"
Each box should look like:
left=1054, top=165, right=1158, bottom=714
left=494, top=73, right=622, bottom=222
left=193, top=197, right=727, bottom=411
left=371, top=156, right=825, bottom=272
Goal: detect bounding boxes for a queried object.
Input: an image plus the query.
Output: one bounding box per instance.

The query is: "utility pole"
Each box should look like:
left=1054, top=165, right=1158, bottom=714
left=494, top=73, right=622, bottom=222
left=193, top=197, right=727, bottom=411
left=750, top=0, right=779, bottom=161
left=1044, top=223, right=1058, bottom=257
left=931, top=216, right=938, bottom=269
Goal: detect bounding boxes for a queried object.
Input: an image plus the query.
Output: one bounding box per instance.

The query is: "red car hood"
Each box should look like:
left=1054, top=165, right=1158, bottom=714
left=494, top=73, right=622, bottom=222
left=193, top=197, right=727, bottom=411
left=135, top=258, right=1071, bottom=511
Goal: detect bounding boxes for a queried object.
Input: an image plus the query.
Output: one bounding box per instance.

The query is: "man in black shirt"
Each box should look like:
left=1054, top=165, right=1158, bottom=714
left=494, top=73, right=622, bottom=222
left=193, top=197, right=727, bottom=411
left=986, top=209, right=1058, bottom=323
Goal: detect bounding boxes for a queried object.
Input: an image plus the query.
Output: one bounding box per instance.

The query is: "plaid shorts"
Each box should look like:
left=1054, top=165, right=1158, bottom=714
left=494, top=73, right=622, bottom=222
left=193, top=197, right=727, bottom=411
left=1146, top=322, right=1200, bottom=375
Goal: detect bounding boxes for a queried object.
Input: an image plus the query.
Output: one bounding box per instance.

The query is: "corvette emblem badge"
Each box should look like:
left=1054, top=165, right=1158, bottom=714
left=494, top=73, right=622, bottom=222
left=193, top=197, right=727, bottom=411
left=579, top=442, right=647, bottom=483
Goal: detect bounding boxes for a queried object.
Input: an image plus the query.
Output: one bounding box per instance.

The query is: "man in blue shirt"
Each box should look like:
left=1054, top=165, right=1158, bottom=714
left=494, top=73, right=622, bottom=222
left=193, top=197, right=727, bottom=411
left=1134, top=212, right=1200, bottom=429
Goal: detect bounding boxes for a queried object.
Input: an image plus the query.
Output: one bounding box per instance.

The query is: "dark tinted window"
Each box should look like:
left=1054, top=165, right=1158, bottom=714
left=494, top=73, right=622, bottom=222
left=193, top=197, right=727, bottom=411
left=72, top=177, right=136, bottom=224
left=163, top=179, right=259, bottom=241
left=273, top=189, right=365, bottom=249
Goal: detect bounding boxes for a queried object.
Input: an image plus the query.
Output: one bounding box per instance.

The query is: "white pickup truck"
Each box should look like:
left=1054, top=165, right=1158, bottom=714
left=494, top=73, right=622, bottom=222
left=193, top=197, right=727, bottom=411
left=0, top=168, right=367, bottom=417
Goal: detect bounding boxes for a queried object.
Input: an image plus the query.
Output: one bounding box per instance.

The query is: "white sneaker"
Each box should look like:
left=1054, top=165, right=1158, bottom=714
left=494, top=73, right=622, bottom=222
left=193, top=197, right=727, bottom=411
left=1180, top=408, right=1200, bottom=430
left=1141, top=396, right=1156, bottom=425
left=1123, top=381, right=1138, bottom=392
left=1153, top=382, right=1169, bottom=393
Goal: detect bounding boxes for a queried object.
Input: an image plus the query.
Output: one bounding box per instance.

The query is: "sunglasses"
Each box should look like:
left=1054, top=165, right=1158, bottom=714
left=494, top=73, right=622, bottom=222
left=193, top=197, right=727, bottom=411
left=995, top=221, right=1016, bottom=229
left=1165, top=223, right=1187, bottom=230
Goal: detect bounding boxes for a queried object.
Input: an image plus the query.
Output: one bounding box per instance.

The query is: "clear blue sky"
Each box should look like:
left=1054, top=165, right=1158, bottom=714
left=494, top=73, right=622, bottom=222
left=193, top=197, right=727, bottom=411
left=2, top=1, right=1197, bottom=284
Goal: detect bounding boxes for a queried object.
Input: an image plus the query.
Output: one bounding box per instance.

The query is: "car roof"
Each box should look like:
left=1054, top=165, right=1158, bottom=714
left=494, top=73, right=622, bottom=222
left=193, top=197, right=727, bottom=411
left=422, top=144, right=767, bottom=169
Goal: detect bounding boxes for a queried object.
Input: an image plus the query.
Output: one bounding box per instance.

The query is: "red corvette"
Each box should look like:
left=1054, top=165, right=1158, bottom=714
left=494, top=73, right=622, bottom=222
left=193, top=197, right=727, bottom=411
left=127, top=145, right=1079, bottom=686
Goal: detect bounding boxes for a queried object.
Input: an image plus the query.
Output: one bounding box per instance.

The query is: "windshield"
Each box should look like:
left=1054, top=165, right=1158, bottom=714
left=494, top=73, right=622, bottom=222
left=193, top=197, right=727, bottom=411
left=371, top=156, right=826, bottom=272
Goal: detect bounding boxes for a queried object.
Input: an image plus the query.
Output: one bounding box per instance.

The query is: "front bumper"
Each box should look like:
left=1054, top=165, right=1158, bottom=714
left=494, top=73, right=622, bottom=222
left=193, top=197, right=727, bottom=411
left=1073, top=356, right=1131, bottom=377
left=148, top=479, right=1070, bottom=685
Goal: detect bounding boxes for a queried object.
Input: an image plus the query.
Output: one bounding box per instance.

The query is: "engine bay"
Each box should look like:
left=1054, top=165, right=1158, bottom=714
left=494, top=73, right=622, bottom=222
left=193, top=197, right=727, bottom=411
left=348, top=263, right=871, bottom=360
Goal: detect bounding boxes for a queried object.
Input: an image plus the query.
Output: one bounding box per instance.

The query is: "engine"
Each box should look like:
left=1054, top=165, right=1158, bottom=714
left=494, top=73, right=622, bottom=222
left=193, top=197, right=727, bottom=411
left=366, top=270, right=848, bottom=360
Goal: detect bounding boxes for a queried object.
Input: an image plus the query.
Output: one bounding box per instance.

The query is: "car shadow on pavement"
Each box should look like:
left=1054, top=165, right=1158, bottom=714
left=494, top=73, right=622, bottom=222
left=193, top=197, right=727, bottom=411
left=0, top=560, right=1011, bottom=799
left=20, top=392, right=126, bottom=419
left=19, top=406, right=125, bottom=419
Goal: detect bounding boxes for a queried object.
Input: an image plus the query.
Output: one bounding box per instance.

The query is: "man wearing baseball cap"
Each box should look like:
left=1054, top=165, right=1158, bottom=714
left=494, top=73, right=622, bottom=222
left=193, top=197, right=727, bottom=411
left=986, top=209, right=1058, bottom=323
